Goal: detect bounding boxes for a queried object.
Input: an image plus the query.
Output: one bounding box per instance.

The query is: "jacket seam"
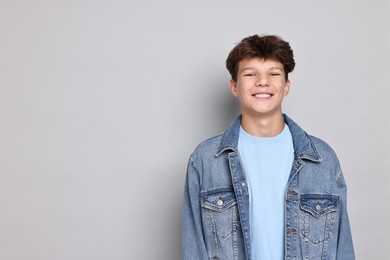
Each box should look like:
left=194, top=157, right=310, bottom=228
left=189, top=155, right=203, bottom=188
left=335, top=169, right=343, bottom=183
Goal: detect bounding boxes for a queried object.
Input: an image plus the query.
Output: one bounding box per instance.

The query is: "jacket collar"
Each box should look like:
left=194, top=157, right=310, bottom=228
left=216, top=114, right=322, bottom=162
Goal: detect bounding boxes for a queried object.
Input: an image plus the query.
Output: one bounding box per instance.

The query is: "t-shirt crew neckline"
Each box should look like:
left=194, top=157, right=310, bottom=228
left=239, top=124, right=290, bottom=145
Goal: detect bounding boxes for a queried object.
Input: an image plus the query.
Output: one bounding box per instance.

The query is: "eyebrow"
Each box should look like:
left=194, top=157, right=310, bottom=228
left=241, top=66, right=283, bottom=71
left=241, top=67, right=256, bottom=71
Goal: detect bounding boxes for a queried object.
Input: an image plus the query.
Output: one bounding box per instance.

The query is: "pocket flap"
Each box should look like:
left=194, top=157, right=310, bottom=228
left=299, top=194, right=338, bottom=218
left=201, top=188, right=237, bottom=212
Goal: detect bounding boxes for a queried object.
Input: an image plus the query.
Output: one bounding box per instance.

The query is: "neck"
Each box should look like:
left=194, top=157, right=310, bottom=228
left=241, top=112, right=285, bottom=137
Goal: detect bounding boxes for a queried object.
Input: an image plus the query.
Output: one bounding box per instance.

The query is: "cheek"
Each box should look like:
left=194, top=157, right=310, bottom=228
left=233, top=84, right=244, bottom=96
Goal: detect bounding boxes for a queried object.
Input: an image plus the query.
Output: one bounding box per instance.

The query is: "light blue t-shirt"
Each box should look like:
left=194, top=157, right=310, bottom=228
left=238, top=124, right=294, bottom=260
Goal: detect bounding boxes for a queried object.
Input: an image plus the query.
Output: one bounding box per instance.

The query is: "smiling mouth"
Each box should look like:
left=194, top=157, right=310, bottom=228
left=253, top=93, right=272, bottom=98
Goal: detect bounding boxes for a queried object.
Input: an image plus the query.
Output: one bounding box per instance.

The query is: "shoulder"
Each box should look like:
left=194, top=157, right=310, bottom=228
left=308, top=135, right=339, bottom=162
left=191, top=133, right=224, bottom=159
left=188, top=133, right=225, bottom=176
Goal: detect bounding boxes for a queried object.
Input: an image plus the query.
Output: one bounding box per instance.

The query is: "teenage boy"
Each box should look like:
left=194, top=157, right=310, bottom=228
left=182, top=35, right=354, bottom=260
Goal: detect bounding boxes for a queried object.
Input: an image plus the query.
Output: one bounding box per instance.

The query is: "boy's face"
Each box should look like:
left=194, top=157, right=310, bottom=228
left=230, top=57, right=290, bottom=119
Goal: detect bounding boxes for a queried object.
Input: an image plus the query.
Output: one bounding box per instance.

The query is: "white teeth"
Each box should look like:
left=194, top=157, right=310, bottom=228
left=254, top=93, right=271, bottom=98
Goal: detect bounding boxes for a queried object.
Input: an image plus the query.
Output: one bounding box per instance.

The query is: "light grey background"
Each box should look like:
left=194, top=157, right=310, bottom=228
left=1, top=0, right=389, bottom=259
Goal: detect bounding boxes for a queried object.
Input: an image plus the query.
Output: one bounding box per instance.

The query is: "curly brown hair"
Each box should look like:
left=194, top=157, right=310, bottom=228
left=226, top=35, right=295, bottom=81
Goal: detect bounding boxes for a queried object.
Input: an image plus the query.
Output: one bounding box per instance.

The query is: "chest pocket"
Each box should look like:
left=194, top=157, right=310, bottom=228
left=299, top=194, right=338, bottom=244
left=201, top=188, right=239, bottom=239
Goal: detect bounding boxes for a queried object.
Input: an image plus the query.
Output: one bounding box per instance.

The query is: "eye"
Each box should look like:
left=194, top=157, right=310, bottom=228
left=271, top=73, right=281, bottom=76
left=243, top=73, right=255, bottom=77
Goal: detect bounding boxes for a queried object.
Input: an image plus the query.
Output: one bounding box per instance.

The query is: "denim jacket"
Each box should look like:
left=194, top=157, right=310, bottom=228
left=182, top=114, right=354, bottom=260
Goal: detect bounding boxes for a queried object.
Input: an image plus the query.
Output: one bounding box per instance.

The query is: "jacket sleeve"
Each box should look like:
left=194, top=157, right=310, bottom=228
left=182, top=156, right=209, bottom=260
left=336, top=170, right=355, bottom=259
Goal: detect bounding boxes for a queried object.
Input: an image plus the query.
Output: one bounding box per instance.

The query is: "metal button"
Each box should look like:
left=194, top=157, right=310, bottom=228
left=287, top=189, right=297, bottom=195
left=287, top=228, right=296, bottom=233
left=217, top=197, right=224, bottom=206
left=316, top=202, right=321, bottom=211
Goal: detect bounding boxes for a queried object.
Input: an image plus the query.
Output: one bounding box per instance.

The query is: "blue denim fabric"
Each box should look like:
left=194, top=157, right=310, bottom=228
left=182, top=114, right=355, bottom=260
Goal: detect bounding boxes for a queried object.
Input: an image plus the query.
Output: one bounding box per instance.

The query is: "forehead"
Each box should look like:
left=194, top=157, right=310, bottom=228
left=238, top=57, right=284, bottom=71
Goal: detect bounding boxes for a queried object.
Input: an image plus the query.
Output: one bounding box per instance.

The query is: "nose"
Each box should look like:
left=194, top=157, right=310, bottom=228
left=255, top=75, right=269, bottom=87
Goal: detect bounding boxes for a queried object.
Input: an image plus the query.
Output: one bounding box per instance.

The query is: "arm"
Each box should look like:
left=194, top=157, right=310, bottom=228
left=336, top=170, right=355, bottom=259
left=182, top=157, right=209, bottom=260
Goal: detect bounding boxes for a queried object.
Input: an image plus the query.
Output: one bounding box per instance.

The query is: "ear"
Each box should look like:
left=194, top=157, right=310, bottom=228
left=283, top=80, right=291, bottom=97
left=230, top=79, right=238, bottom=97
